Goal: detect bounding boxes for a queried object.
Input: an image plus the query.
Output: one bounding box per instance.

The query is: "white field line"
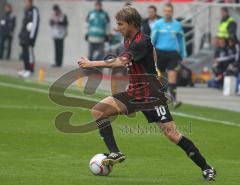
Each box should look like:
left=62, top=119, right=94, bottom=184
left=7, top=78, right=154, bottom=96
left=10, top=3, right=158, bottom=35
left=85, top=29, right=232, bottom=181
left=0, top=105, right=59, bottom=110
left=171, top=112, right=240, bottom=127
left=0, top=81, right=239, bottom=127
left=0, top=104, right=88, bottom=111
left=0, top=82, right=99, bottom=102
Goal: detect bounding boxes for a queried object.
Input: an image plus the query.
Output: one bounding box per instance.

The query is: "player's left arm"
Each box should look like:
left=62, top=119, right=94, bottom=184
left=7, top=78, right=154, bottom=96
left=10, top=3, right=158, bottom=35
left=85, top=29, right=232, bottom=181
left=177, top=23, right=187, bottom=59
left=78, top=56, right=130, bottom=68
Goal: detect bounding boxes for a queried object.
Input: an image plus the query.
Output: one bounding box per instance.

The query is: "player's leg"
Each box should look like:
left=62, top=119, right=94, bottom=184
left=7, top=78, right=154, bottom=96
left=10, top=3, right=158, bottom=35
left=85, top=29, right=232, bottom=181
left=155, top=50, right=168, bottom=92
left=167, top=52, right=181, bottom=108
left=143, top=98, right=216, bottom=181
left=91, top=96, right=127, bottom=165
left=91, top=95, right=127, bottom=120
left=157, top=121, right=216, bottom=181
left=167, top=70, right=177, bottom=97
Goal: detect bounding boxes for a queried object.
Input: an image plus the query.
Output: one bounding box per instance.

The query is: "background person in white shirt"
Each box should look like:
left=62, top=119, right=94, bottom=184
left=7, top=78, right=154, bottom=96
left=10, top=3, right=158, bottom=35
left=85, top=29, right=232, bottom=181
left=50, top=4, right=68, bottom=67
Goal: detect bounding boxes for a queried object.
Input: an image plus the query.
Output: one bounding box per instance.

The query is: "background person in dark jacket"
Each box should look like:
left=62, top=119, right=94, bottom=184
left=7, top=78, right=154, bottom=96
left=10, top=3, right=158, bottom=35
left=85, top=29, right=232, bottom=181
left=50, top=4, right=68, bottom=67
left=18, top=0, right=40, bottom=78
left=141, top=5, right=161, bottom=36
left=0, top=3, right=16, bottom=60
left=208, top=37, right=234, bottom=89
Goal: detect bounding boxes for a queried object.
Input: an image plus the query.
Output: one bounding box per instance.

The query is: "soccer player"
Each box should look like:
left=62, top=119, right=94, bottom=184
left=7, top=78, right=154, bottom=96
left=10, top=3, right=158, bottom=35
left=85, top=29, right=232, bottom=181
left=78, top=6, right=216, bottom=181
left=151, top=3, right=186, bottom=108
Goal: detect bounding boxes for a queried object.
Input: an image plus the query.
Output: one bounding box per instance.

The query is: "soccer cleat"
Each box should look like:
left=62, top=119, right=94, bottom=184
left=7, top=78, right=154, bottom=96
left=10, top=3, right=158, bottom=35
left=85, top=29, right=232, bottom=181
left=202, top=167, right=217, bottom=181
left=102, top=152, right=126, bottom=166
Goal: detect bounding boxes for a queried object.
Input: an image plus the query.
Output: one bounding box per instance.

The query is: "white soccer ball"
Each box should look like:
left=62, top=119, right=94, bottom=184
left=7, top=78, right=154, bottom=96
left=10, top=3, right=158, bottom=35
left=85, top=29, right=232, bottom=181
left=89, top=154, right=112, bottom=176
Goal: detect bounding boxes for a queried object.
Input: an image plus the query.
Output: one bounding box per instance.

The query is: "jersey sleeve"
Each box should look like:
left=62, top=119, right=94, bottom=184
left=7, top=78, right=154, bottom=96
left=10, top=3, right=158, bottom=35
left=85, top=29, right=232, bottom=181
left=128, top=36, right=153, bottom=63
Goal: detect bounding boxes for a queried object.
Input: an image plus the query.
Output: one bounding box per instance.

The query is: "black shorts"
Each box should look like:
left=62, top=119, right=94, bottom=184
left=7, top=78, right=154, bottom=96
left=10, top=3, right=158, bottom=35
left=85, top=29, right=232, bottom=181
left=113, top=91, right=173, bottom=123
left=156, top=50, right=181, bottom=73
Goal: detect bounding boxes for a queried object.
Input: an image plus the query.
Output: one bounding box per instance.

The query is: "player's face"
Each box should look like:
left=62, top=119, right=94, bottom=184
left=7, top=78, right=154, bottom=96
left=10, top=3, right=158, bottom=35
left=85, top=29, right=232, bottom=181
left=163, top=6, right=173, bottom=19
left=116, top=20, right=131, bottom=38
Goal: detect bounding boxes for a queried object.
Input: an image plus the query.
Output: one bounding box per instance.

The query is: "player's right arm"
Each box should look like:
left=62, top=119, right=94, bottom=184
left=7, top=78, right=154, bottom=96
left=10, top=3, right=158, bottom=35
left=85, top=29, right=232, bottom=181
left=78, top=56, right=130, bottom=68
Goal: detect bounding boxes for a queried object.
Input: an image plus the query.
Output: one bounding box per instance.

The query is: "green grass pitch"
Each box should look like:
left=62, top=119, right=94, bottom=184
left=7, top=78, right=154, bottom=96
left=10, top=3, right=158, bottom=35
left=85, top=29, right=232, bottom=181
left=0, top=75, right=240, bottom=185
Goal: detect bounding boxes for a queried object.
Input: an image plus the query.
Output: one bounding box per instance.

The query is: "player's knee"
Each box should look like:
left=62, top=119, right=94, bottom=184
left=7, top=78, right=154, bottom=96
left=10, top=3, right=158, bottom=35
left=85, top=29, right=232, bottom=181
left=168, top=72, right=177, bottom=83
left=166, top=132, right=176, bottom=142
left=91, top=106, right=103, bottom=120
left=162, top=128, right=180, bottom=143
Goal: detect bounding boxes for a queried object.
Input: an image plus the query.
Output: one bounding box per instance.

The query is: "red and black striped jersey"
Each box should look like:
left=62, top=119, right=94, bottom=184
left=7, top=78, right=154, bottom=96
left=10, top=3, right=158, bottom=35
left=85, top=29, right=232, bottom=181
left=122, top=32, right=159, bottom=100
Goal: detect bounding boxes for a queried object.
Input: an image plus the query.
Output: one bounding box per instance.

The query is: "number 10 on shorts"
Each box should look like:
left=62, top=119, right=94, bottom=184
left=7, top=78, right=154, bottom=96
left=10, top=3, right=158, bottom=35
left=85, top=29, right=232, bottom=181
left=154, top=105, right=167, bottom=120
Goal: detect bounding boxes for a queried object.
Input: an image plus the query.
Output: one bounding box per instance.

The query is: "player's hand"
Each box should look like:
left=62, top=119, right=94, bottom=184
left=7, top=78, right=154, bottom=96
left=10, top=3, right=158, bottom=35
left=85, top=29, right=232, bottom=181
left=78, top=57, right=92, bottom=68
left=119, top=56, right=131, bottom=67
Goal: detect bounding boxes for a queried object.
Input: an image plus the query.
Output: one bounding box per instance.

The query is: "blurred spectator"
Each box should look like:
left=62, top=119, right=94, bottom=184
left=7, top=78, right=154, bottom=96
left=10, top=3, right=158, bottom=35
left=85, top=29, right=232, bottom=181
left=50, top=4, right=68, bottom=67
left=85, top=0, right=110, bottom=61
left=0, top=3, right=16, bottom=60
left=208, top=37, right=235, bottom=88
left=141, top=5, right=161, bottom=36
left=211, top=36, right=219, bottom=49
left=105, top=29, right=123, bottom=55
left=217, top=7, right=237, bottom=41
left=226, top=38, right=240, bottom=76
left=18, top=0, right=40, bottom=78
left=177, top=63, right=193, bottom=87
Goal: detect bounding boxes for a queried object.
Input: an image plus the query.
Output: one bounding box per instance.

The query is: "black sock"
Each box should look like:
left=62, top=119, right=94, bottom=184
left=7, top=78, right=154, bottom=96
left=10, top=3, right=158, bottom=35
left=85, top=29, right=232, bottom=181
left=177, top=136, right=210, bottom=171
left=169, top=83, right=177, bottom=102
left=97, top=118, right=120, bottom=153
